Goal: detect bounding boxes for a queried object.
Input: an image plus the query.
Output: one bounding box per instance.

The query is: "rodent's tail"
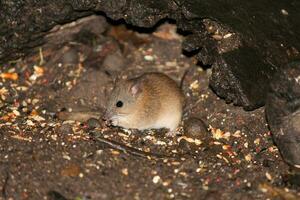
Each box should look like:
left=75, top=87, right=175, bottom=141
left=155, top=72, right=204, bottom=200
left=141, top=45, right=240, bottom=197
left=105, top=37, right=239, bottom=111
left=180, top=67, right=194, bottom=120
left=179, top=67, right=190, bottom=89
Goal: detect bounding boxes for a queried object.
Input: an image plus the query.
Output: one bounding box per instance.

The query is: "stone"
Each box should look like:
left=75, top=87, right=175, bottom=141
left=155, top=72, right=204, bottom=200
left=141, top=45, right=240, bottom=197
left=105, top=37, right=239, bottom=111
left=87, top=118, right=101, bottom=129
left=265, top=61, right=300, bottom=168
left=184, top=117, right=209, bottom=140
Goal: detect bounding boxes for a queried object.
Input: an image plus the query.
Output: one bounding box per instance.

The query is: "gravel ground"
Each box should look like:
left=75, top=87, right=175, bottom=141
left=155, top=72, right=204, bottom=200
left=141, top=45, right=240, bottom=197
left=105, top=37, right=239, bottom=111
left=0, top=15, right=299, bottom=200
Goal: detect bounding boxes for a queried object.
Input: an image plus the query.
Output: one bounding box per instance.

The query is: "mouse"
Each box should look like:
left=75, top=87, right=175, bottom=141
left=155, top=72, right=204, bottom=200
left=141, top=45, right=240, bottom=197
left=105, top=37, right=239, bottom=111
left=103, top=72, right=185, bottom=134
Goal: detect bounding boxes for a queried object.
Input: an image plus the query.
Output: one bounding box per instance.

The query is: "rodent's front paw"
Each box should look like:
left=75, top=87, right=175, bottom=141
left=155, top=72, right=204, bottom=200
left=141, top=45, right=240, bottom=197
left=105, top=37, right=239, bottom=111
left=165, top=130, right=180, bottom=137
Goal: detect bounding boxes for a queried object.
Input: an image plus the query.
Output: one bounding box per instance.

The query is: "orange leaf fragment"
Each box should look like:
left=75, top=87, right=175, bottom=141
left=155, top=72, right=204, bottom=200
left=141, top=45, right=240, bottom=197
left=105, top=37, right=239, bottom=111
left=0, top=72, right=18, bottom=80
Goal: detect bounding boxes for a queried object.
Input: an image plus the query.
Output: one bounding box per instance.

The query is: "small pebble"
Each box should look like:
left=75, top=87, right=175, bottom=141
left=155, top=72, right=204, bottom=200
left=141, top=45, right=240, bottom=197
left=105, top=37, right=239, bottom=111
left=184, top=117, right=209, bottom=139
left=153, top=175, right=161, bottom=184
left=285, top=173, right=300, bottom=187
left=87, top=118, right=101, bottom=129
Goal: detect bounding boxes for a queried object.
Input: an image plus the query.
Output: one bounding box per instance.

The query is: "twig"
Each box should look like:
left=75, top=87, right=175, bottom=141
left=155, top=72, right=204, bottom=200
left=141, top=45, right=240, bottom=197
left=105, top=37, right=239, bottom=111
left=39, top=47, right=44, bottom=66
left=91, top=134, right=170, bottom=159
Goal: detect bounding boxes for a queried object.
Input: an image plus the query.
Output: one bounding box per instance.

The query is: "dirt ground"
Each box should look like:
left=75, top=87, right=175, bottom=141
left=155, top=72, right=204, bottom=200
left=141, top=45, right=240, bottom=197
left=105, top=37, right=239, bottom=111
left=0, top=15, right=299, bottom=200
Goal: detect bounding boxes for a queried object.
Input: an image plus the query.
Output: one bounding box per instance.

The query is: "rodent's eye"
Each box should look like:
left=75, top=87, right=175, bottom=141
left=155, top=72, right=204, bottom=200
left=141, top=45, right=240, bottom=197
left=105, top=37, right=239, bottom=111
left=116, top=101, right=123, bottom=108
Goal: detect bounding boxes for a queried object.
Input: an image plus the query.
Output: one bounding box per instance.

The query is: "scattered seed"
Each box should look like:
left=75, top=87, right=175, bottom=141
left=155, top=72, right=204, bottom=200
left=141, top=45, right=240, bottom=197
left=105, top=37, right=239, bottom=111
left=254, top=138, right=260, bottom=145
left=121, top=168, right=129, bottom=176
left=265, top=172, right=272, bottom=181
left=223, top=33, right=233, bottom=38
left=144, top=55, right=154, bottom=61
left=212, top=34, right=223, bottom=40
left=245, top=154, right=252, bottom=162
left=153, top=175, right=161, bottom=184
left=281, top=9, right=289, bottom=16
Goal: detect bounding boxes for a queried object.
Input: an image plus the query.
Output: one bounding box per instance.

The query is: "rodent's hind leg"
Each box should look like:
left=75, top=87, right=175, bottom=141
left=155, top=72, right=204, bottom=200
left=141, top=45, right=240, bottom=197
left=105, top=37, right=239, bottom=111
left=130, top=128, right=143, bottom=135
left=165, top=129, right=181, bottom=137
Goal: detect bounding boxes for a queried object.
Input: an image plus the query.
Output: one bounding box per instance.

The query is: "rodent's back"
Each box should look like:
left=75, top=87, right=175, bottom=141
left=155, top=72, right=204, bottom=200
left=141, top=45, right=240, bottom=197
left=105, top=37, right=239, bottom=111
left=134, top=73, right=184, bottom=130
left=140, top=73, right=184, bottom=103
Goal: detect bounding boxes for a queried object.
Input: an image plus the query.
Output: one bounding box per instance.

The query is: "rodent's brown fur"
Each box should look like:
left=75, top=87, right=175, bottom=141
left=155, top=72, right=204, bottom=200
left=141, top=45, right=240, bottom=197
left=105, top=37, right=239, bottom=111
left=105, top=72, right=184, bottom=131
left=133, top=73, right=184, bottom=127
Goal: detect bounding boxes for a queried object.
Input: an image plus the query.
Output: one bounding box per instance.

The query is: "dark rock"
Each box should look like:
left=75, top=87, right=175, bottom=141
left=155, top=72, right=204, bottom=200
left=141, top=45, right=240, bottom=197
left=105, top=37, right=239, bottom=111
left=210, top=47, right=276, bottom=109
left=265, top=61, right=300, bottom=168
left=62, top=48, right=79, bottom=65
left=47, top=190, right=68, bottom=200
left=57, top=124, right=74, bottom=135
left=1, top=1, right=300, bottom=110
left=83, top=39, right=120, bottom=69
left=180, top=2, right=300, bottom=110
left=184, top=117, right=209, bottom=139
left=44, top=15, right=108, bottom=49
left=73, top=29, right=103, bottom=47
left=75, top=15, right=108, bottom=37
left=56, top=70, right=111, bottom=111
left=102, top=49, right=126, bottom=72
left=286, top=173, right=300, bottom=187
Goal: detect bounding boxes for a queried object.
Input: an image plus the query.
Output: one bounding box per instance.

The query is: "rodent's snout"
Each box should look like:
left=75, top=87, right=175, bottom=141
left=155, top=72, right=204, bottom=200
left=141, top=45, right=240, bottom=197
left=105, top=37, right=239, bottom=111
left=102, top=112, right=112, bottom=126
left=102, top=118, right=112, bottom=126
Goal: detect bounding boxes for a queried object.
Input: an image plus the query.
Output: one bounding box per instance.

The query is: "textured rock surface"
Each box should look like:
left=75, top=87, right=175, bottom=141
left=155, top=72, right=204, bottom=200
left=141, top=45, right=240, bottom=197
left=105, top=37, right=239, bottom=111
left=266, top=61, right=300, bottom=168
left=1, top=0, right=300, bottom=109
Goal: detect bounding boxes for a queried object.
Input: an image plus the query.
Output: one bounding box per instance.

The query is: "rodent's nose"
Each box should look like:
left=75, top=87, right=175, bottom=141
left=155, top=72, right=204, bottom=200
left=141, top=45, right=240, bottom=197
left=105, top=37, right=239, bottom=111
left=103, top=119, right=113, bottom=126
left=102, top=115, right=107, bottom=122
left=102, top=113, right=112, bottom=126
left=102, top=111, right=109, bottom=121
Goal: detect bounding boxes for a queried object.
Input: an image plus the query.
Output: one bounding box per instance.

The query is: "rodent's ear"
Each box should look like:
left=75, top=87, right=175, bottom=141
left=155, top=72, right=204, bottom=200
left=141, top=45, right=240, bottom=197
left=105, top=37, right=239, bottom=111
left=130, top=81, right=142, bottom=96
